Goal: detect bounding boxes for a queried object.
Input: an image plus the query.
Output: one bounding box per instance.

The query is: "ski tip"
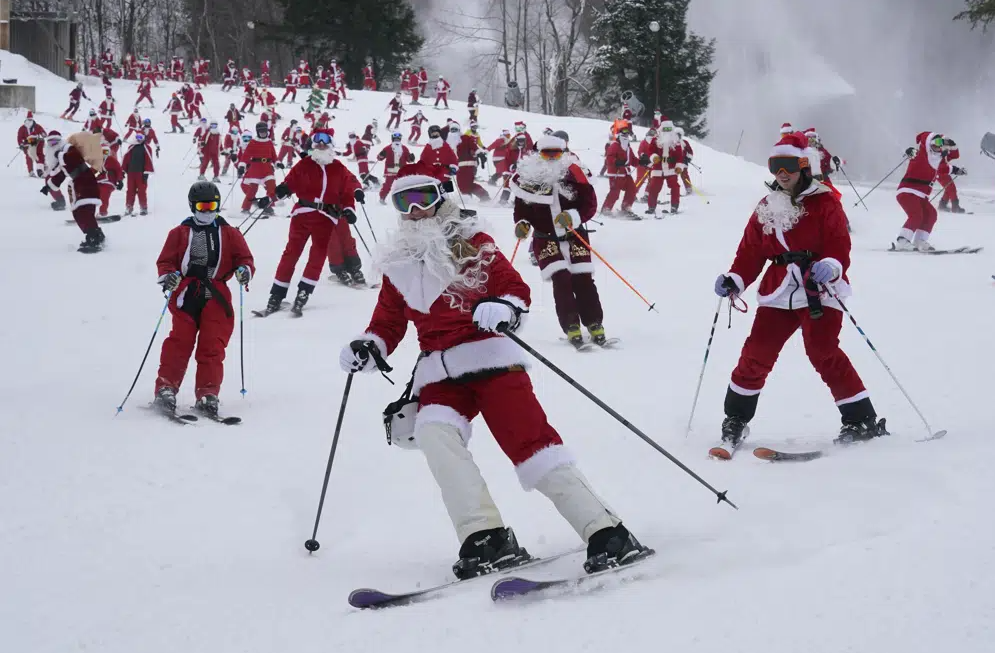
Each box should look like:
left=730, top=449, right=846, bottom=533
left=928, top=430, right=948, bottom=440
left=752, top=447, right=779, bottom=461
left=490, top=577, right=542, bottom=601
left=708, top=446, right=732, bottom=460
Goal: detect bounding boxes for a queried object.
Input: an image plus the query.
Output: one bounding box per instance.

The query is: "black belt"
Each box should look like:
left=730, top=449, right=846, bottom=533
left=771, top=249, right=815, bottom=266
left=901, top=177, right=933, bottom=187
left=533, top=227, right=587, bottom=242
left=250, top=157, right=271, bottom=163
left=299, top=200, right=339, bottom=214
left=69, top=164, right=89, bottom=180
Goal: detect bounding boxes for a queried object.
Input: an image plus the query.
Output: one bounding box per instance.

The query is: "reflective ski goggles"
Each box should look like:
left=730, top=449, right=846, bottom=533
left=391, top=184, right=442, bottom=215
left=194, top=200, right=220, bottom=212
left=46, top=135, right=62, bottom=147
left=311, top=132, right=333, bottom=145
left=539, top=148, right=564, bottom=160
left=930, top=135, right=945, bottom=151
left=768, top=155, right=804, bottom=175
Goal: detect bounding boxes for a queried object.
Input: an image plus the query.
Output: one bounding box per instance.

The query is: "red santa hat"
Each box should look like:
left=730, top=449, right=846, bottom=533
left=780, top=122, right=793, bottom=135
left=25, top=111, right=34, bottom=120
left=769, top=132, right=811, bottom=169
left=391, top=161, right=450, bottom=194
left=514, top=121, right=526, bottom=131
left=804, top=127, right=819, bottom=138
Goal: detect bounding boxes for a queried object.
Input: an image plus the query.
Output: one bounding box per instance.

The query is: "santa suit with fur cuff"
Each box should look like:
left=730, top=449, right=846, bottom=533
left=419, top=136, right=458, bottom=171
left=511, top=140, right=604, bottom=334
left=96, top=153, right=123, bottom=215
left=937, top=141, right=961, bottom=206
left=46, top=135, right=101, bottom=232
left=895, top=131, right=943, bottom=247
left=17, top=116, right=46, bottom=175
left=155, top=215, right=254, bottom=400
left=270, top=141, right=361, bottom=299
left=345, top=198, right=622, bottom=547
left=721, top=176, right=874, bottom=426
left=377, top=142, right=413, bottom=201
left=238, top=134, right=277, bottom=210
left=456, top=133, right=489, bottom=200
left=602, top=136, right=638, bottom=212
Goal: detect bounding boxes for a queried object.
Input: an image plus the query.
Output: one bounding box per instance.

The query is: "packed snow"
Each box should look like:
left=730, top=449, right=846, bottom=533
left=1, top=50, right=993, bottom=653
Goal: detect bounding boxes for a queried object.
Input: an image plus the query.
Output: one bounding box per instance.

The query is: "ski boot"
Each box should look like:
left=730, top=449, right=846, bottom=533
left=452, top=527, right=531, bottom=580
left=836, top=417, right=889, bottom=445
left=78, top=227, right=106, bottom=253
left=716, top=416, right=750, bottom=456
left=350, top=269, right=367, bottom=285
left=197, top=174, right=207, bottom=181
left=938, top=199, right=950, bottom=212
left=125, top=206, right=135, bottom=217
left=951, top=199, right=967, bottom=214
left=566, top=324, right=584, bottom=349
left=263, top=292, right=285, bottom=315
left=332, top=269, right=353, bottom=285
left=290, top=287, right=312, bottom=316
left=195, top=395, right=220, bottom=418
left=139, top=208, right=148, bottom=216
left=262, top=206, right=275, bottom=217
left=212, top=177, right=220, bottom=183
left=153, top=387, right=178, bottom=415
left=892, top=236, right=914, bottom=251
left=51, top=197, right=67, bottom=211
left=588, top=323, right=607, bottom=347
left=583, top=523, right=651, bottom=574
left=914, top=239, right=936, bottom=253
left=644, top=207, right=656, bottom=217
left=670, top=203, right=679, bottom=214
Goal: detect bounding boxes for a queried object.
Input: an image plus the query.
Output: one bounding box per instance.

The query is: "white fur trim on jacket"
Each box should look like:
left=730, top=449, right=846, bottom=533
left=496, top=293, right=529, bottom=332
left=727, top=272, right=746, bottom=294
left=243, top=174, right=275, bottom=185
left=416, top=403, right=473, bottom=444
left=412, top=335, right=531, bottom=396
left=755, top=262, right=851, bottom=311
left=515, top=444, right=575, bottom=490
left=359, top=331, right=389, bottom=360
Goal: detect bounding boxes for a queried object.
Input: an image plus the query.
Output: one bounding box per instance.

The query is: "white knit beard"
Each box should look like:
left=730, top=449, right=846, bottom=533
left=656, top=132, right=677, bottom=150
left=309, top=147, right=335, bottom=166
left=376, top=206, right=494, bottom=312
left=429, top=137, right=443, bottom=148
left=756, top=190, right=804, bottom=235
left=515, top=154, right=574, bottom=199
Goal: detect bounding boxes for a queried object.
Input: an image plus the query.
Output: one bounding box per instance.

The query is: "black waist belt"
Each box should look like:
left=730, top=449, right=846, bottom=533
left=69, top=164, right=89, bottom=180
left=901, top=177, right=933, bottom=187
left=250, top=157, right=271, bottom=163
left=299, top=200, right=339, bottom=214
left=534, top=227, right=587, bottom=242
left=771, top=249, right=815, bottom=266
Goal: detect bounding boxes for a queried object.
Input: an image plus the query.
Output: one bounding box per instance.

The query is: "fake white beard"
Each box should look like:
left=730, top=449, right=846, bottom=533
left=44, top=142, right=62, bottom=171
left=755, top=189, right=804, bottom=235
left=309, top=146, right=336, bottom=166
left=429, top=137, right=443, bottom=148
left=376, top=206, right=494, bottom=312
left=656, top=132, right=677, bottom=150
left=514, top=154, right=575, bottom=199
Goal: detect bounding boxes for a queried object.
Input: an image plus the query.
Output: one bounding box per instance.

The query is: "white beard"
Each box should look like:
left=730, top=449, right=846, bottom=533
left=514, top=154, right=575, bottom=199
left=429, top=137, right=443, bottom=148
left=309, top=147, right=335, bottom=166
left=44, top=142, right=63, bottom=172
left=656, top=132, right=677, bottom=150
left=756, top=189, right=804, bottom=235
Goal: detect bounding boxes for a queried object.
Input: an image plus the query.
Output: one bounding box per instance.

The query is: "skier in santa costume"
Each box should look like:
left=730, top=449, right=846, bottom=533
left=96, top=144, right=124, bottom=217
left=17, top=112, right=46, bottom=177
left=121, top=132, right=155, bottom=216
left=198, top=121, right=222, bottom=182
left=419, top=124, right=459, bottom=173
left=893, top=131, right=948, bottom=252
left=237, top=121, right=278, bottom=215
left=153, top=181, right=255, bottom=418
left=61, top=83, right=89, bottom=120
left=376, top=132, right=415, bottom=203
left=435, top=75, right=451, bottom=108
left=601, top=127, right=638, bottom=217
left=936, top=138, right=966, bottom=214
left=255, top=128, right=362, bottom=315
left=712, top=132, right=887, bottom=455
left=339, top=162, right=648, bottom=576
left=43, top=131, right=106, bottom=252
left=511, top=133, right=608, bottom=347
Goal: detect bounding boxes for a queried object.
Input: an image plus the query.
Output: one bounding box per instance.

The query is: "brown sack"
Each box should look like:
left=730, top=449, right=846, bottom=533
left=67, top=132, right=105, bottom=175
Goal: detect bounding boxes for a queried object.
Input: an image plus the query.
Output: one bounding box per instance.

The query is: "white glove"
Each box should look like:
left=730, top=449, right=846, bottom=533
left=472, top=300, right=518, bottom=333
left=338, top=339, right=379, bottom=373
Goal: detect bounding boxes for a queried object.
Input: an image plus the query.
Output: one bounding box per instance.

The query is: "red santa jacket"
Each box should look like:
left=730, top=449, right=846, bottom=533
left=662, top=140, right=686, bottom=176
left=140, top=126, right=160, bottom=148
left=125, top=113, right=142, bottom=131
left=47, top=143, right=100, bottom=206
left=405, top=113, right=428, bottom=128
left=605, top=140, right=637, bottom=177
left=83, top=116, right=104, bottom=132
left=122, top=142, right=155, bottom=174
left=486, top=136, right=512, bottom=162
left=281, top=157, right=360, bottom=221
left=377, top=143, right=413, bottom=175
left=726, top=183, right=851, bottom=311
left=17, top=122, right=46, bottom=148
left=156, top=217, right=255, bottom=315
left=363, top=66, right=374, bottom=81
left=285, top=72, right=299, bottom=88
left=898, top=131, right=943, bottom=199
left=388, top=97, right=403, bottom=114
left=456, top=133, right=483, bottom=167
left=167, top=97, right=184, bottom=114
left=97, top=155, right=123, bottom=187
left=343, top=139, right=370, bottom=163
left=200, top=132, right=221, bottom=157
left=238, top=137, right=278, bottom=184
left=419, top=140, right=458, bottom=169
left=937, top=143, right=960, bottom=180
left=361, top=213, right=531, bottom=401
left=99, top=99, right=115, bottom=117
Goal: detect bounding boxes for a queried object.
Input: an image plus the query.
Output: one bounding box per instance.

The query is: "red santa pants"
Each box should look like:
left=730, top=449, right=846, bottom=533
left=126, top=172, right=149, bottom=210
left=411, top=87, right=420, bottom=103
left=418, top=371, right=563, bottom=467
left=408, top=126, right=421, bottom=142
left=897, top=193, right=938, bottom=235
left=200, top=153, right=220, bottom=178
left=156, top=295, right=234, bottom=400
left=278, top=145, right=296, bottom=165
left=98, top=184, right=114, bottom=214
left=550, top=270, right=603, bottom=332
left=281, top=87, right=297, bottom=102
left=665, top=175, right=681, bottom=208
left=434, top=92, right=449, bottom=108
left=681, top=168, right=692, bottom=190
left=456, top=168, right=490, bottom=200
left=645, top=176, right=664, bottom=209
left=363, top=79, right=376, bottom=91
left=387, top=111, right=401, bottom=130
left=275, top=212, right=335, bottom=289
left=64, top=101, right=80, bottom=119
left=326, top=219, right=360, bottom=270
left=339, top=85, right=348, bottom=100
left=23, top=149, right=35, bottom=174
left=136, top=91, right=154, bottom=107
left=379, top=173, right=398, bottom=201
left=241, top=97, right=255, bottom=113
left=602, top=175, right=637, bottom=210
left=731, top=306, right=866, bottom=404
left=71, top=203, right=98, bottom=232
left=170, top=114, right=182, bottom=130
left=241, top=179, right=276, bottom=210
left=187, top=104, right=202, bottom=121
left=326, top=94, right=339, bottom=109
left=939, top=175, right=958, bottom=202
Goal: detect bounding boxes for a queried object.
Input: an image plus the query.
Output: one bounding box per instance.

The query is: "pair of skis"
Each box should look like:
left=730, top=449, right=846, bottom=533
left=884, top=244, right=983, bottom=255
left=708, top=429, right=947, bottom=463
left=563, top=336, right=622, bottom=352
left=348, top=547, right=655, bottom=609
left=145, top=404, right=241, bottom=426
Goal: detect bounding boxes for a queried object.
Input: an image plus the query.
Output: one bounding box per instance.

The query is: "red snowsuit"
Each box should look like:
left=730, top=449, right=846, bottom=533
left=241, top=82, right=256, bottom=113
left=405, top=113, right=428, bottom=142
left=486, top=135, right=513, bottom=182
left=282, top=72, right=299, bottom=102
left=387, top=97, right=404, bottom=130
left=645, top=138, right=685, bottom=212
left=418, top=68, right=429, bottom=96
left=166, top=97, right=185, bottom=131
left=602, top=139, right=638, bottom=212
left=278, top=127, right=303, bottom=165
left=121, top=142, right=155, bottom=211
left=434, top=79, right=451, bottom=108
left=456, top=133, right=489, bottom=200
left=377, top=143, right=413, bottom=200
left=187, top=90, right=204, bottom=121
left=420, top=139, right=458, bottom=172
left=896, top=131, right=943, bottom=241
left=96, top=155, right=123, bottom=215
left=199, top=131, right=222, bottom=178
left=225, top=107, right=242, bottom=131
left=938, top=145, right=961, bottom=204
left=273, top=158, right=361, bottom=293
left=16, top=121, right=46, bottom=174
left=62, top=87, right=88, bottom=119
left=238, top=137, right=278, bottom=210
left=155, top=217, right=255, bottom=400
left=47, top=143, right=101, bottom=232
left=136, top=80, right=154, bottom=107
left=343, top=138, right=373, bottom=179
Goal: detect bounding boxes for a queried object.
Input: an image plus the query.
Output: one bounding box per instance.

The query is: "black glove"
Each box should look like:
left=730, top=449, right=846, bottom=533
left=638, top=153, right=651, bottom=167
left=275, top=161, right=286, bottom=169
left=234, top=265, right=251, bottom=287
left=905, top=147, right=916, bottom=158
left=160, top=271, right=182, bottom=292
left=40, top=185, right=50, bottom=195
left=354, top=188, right=365, bottom=203
left=115, top=180, right=124, bottom=190
left=237, top=166, right=245, bottom=178
left=407, top=152, right=415, bottom=163
left=614, top=158, right=626, bottom=167
left=142, top=172, right=149, bottom=184
left=952, top=166, right=966, bottom=176
left=256, top=196, right=272, bottom=209
left=944, top=138, right=957, bottom=147
left=666, top=156, right=676, bottom=165
left=832, top=155, right=841, bottom=171
left=19, top=144, right=28, bottom=151
left=342, top=207, right=358, bottom=224
left=155, top=147, right=160, bottom=158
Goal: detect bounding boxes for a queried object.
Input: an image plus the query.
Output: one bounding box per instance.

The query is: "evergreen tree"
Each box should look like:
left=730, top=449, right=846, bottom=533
left=587, top=0, right=715, bottom=137
left=955, top=0, right=995, bottom=30
left=267, top=0, right=424, bottom=88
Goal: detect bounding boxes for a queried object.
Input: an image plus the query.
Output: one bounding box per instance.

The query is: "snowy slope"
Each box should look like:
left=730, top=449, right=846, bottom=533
left=2, top=50, right=994, bottom=653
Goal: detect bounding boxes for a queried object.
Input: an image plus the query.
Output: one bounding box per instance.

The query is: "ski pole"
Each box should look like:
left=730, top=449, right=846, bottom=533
left=497, top=326, right=737, bottom=509
left=453, top=179, right=468, bottom=209
left=115, top=291, right=172, bottom=415
left=854, top=156, right=907, bottom=208
left=6, top=148, right=22, bottom=167
left=239, top=283, right=247, bottom=397
left=304, top=372, right=354, bottom=553
left=685, top=296, right=724, bottom=438
left=929, top=173, right=960, bottom=203
left=509, top=238, right=523, bottom=265
left=352, top=221, right=372, bottom=257
left=568, top=227, right=658, bottom=312
left=820, top=284, right=945, bottom=440
left=239, top=205, right=265, bottom=234
left=220, top=173, right=238, bottom=210
left=356, top=197, right=378, bottom=244
left=837, top=165, right=867, bottom=211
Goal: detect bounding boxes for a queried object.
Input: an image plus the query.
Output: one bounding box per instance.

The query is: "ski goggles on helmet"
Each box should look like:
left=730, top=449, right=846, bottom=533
left=391, top=184, right=443, bottom=215
left=539, top=148, right=564, bottom=160
left=311, top=131, right=333, bottom=145
left=929, top=135, right=945, bottom=151
left=768, top=155, right=805, bottom=175
left=194, top=200, right=220, bottom=212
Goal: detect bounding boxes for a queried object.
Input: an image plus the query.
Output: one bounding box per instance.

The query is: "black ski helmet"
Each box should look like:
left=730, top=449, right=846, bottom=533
left=427, top=124, right=441, bottom=138
left=552, top=130, right=569, bottom=143
left=255, top=121, right=269, bottom=138
left=188, top=181, right=221, bottom=212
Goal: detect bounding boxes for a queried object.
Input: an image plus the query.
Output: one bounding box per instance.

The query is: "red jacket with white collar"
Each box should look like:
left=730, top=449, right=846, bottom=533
left=281, top=157, right=360, bottom=221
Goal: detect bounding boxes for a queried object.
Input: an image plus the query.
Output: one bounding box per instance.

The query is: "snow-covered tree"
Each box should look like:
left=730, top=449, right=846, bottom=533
left=587, top=0, right=714, bottom=137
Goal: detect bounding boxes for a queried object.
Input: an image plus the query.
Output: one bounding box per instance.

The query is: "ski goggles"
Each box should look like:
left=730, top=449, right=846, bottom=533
left=135, top=133, right=146, bottom=142
left=193, top=200, right=220, bottom=212
left=311, top=132, right=333, bottom=145
left=46, top=135, right=62, bottom=147
left=929, top=135, right=945, bottom=151
left=539, top=148, right=564, bottom=160
left=768, top=155, right=805, bottom=175
left=391, top=184, right=442, bottom=215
